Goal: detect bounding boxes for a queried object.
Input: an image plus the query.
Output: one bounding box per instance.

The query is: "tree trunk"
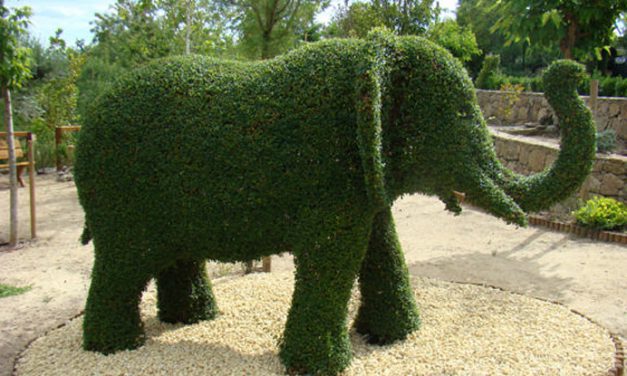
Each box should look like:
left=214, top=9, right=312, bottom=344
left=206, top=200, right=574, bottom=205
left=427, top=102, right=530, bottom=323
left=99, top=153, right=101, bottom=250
left=560, top=13, right=577, bottom=60
left=261, top=32, right=271, bottom=60
left=185, top=0, right=192, bottom=55
left=2, top=84, right=19, bottom=246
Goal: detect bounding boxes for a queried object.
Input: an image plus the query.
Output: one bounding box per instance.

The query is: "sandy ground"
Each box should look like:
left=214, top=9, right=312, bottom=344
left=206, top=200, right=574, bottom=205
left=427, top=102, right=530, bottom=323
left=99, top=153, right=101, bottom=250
left=0, top=175, right=625, bottom=376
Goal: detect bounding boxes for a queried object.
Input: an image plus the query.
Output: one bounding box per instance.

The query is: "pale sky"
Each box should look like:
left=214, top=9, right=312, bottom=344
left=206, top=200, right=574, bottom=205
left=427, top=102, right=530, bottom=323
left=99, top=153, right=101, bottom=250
left=6, top=0, right=459, bottom=46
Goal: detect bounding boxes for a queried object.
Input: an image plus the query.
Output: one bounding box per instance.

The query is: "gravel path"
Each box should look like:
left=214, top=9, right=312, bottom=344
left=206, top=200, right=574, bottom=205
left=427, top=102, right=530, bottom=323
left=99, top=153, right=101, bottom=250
left=15, top=273, right=615, bottom=375
left=1, top=176, right=625, bottom=375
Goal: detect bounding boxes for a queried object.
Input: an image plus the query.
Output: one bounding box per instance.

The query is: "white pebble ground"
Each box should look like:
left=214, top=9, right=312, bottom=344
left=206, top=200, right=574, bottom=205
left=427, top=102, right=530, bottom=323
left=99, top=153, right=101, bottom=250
left=15, top=273, right=615, bottom=375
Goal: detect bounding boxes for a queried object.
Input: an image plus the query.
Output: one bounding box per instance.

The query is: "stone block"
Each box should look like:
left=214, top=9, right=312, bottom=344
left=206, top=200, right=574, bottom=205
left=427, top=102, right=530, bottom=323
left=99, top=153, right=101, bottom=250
left=596, top=102, right=609, bottom=117
left=600, top=174, right=624, bottom=196
left=582, top=175, right=602, bottom=195
left=544, top=152, right=557, bottom=167
left=609, top=102, right=621, bottom=117
left=516, top=106, right=529, bottom=123
left=497, top=140, right=520, bottom=161
left=528, top=148, right=547, bottom=172
left=603, top=159, right=625, bottom=175
left=519, top=146, right=530, bottom=166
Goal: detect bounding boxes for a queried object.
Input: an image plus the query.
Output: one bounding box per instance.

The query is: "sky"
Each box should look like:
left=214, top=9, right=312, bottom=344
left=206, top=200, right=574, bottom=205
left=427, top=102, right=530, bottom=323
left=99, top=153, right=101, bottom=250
left=6, top=0, right=459, bottom=46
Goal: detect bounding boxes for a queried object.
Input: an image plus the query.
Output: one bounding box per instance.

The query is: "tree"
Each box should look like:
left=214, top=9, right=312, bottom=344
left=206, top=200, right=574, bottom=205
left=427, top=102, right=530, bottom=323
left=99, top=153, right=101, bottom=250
left=458, top=0, right=562, bottom=76
left=490, top=0, right=627, bottom=61
left=325, top=1, right=386, bottom=38
left=0, top=1, right=32, bottom=246
left=39, top=30, right=83, bottom=131
left=371, top=0, right=437, bottom=35
left=427, top=19, right=480, bottom=63
left=326, top=0, right=437, bottom=38
left=226, top=0, right=327, bottom=59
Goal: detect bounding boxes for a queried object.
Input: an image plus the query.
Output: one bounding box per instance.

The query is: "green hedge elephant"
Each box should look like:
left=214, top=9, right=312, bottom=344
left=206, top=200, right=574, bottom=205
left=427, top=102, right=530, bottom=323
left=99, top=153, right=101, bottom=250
left=75, top=30, right=595, bottom=375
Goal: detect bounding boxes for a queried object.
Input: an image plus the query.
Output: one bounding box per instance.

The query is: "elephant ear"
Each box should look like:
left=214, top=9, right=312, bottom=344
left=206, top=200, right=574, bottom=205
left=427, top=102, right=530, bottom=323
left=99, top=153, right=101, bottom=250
left=355, top=29, right=394, bottom=210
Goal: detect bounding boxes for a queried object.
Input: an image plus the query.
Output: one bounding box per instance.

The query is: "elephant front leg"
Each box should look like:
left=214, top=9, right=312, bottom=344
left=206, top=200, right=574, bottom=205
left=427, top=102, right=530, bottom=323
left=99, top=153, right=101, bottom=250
left=355, top=208, right=420, bottom=344
left=156, top=259, right=218, bottom=324
left=280, top=224, right=370, bottom=375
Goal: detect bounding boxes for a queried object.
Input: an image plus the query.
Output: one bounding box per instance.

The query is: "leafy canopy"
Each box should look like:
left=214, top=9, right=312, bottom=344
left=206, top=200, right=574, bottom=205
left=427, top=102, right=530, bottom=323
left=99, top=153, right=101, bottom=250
left=223, top=0, right=328, bottom=59
left=489, top=0, right=627, bottom=61
left=326, top=0, right=438, bottom=38
left=427, top=19, right=480, bottom=63
left=0, top=3, right=32, bottom=89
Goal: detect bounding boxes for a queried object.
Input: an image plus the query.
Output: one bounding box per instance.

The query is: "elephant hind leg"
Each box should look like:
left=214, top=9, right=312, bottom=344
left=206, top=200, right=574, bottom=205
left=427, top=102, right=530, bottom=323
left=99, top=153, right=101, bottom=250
left=355, top=208, right=420, bottom=345
left=83, top=255, right=150, bottom=354
left=156, top=259, right=218, bottom=324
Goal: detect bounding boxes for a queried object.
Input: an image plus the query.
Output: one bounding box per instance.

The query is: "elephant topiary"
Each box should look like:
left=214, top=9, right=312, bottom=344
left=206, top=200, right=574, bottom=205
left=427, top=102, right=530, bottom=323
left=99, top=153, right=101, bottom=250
left=74, top=30, right=595, bottom=375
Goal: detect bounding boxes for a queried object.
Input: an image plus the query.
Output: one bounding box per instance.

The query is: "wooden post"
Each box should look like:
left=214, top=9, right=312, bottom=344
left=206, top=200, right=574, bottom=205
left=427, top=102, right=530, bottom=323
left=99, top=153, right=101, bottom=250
left=55, top=126, right=63, bottom=172
left=262, top=256, right=272, bottom=273
left=589, top=79, right=599, bottom=115
left=55, top=126, right=81, bottom=172
left=27, top=133, right=36, bottom=239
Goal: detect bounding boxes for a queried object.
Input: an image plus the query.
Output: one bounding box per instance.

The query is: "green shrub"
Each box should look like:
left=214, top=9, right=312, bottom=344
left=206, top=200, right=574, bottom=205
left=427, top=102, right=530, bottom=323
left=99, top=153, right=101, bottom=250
left=614, top=78, right=627, bottom=97
left=29, top=118, right=56, bottom=169
left=596, top=129, right=617, bottom=154
left=600, top=76, right=616, bottom=97
left=573, top=196, right=627, bottom=231
left=475, top=54, right=500, bottom=89
left=74, top=31, right=595, bottom=375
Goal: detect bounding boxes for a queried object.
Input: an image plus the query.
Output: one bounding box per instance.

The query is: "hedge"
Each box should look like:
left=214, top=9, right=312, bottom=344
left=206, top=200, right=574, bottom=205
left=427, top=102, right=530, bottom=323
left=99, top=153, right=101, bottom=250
left=75, top=29, right=595, bottom=375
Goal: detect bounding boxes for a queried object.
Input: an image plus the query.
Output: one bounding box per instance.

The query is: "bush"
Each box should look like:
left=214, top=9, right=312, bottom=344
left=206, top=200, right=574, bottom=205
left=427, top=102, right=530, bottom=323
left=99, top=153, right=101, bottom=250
left=573, top=196, right=627, bottom=231
left=600, top=76, right=616, bottom=96
left=596, top=129, right=616, bottom=154
left=29, top=118, right=56, bottom=169
left=482, top=71, right=627, bottom=97
left=614, top=78, right=627, bottom=97
left=475, top=54, right=500, bottom=89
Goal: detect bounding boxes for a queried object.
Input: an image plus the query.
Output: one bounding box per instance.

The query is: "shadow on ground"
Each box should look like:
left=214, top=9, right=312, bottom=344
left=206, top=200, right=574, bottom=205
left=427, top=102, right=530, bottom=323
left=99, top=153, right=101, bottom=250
left=408, top=229, right=574, bottom=303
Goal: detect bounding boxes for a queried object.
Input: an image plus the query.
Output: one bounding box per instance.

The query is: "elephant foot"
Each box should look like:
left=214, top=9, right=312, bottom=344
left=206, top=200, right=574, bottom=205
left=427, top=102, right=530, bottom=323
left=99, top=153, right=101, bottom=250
left=156, top=259, right=218, bottom=324
left=280, top=328, right=352, bottom=376
left=83, top=315, right=146, bottom=354
left=83, top=257, right=149, bottom=354
left=354, top=302, right=420, bottom=345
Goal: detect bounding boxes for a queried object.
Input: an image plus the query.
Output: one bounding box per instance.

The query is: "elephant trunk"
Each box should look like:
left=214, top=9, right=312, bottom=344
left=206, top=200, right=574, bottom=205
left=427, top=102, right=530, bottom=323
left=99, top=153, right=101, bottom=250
left=489, top=60, right=596, bottom=214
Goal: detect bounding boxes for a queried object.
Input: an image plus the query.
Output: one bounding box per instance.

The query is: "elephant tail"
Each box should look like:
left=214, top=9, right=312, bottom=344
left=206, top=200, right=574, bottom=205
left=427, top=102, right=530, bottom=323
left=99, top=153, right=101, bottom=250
left=80, top=223, right=92, bottom=245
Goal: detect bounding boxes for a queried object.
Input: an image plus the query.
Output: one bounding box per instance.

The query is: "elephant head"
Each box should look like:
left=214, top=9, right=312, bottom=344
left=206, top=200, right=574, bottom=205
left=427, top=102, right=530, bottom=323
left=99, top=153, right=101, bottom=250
left=358, top=30, right=596, bottom=226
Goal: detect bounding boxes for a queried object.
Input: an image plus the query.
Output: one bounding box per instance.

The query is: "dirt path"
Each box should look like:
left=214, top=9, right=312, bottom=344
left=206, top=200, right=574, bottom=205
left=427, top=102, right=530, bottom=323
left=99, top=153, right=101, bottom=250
left=1, top=176, right=625, bottom=376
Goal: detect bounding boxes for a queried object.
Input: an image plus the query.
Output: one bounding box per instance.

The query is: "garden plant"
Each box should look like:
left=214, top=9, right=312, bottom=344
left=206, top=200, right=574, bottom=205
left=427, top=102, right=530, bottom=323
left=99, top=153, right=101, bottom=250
left=574, top=196, right=627, bottom=231
left=74, top=30, right=596, bottom=375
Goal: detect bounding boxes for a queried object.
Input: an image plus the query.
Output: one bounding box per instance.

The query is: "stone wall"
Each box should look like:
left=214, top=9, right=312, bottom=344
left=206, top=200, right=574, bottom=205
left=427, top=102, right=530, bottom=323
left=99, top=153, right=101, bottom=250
left=477, top=89, right=627, bottom=143
left=492, top=130, right=626, bottom=212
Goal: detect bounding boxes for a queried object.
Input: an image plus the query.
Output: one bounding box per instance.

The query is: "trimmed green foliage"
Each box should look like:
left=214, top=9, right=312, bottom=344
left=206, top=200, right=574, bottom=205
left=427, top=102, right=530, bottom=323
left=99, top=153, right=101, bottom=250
left=355, top=208, right=420, bottom=344
left=157, top=260, right=218, bottom=324
left=574, top=196, right=627, bottom=231
left=0, top=283, right=31, bottom=298
left=498, top=60, right=596, bottom=213
left=475, top=54, right=500, bottom=89
left=75, top=30, right=595, bottom=375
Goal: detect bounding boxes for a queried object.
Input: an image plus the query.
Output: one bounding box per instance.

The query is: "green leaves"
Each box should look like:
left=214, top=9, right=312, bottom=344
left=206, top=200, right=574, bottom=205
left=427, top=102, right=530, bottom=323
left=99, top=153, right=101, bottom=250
left=0, top=4, right=32, bottom=89
left=427, top=19, right=481, bottom=63
left=491, top=0, right=627, bottom=61
left=574, top=196, right=627, bottom=231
